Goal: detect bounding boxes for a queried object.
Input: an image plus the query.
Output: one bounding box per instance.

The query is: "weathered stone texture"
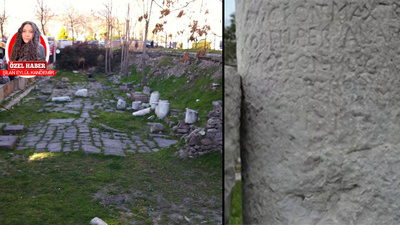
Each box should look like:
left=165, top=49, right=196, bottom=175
left=237, top=0, right=400, bottom=224
left=224, top=66, right=241, bottom=224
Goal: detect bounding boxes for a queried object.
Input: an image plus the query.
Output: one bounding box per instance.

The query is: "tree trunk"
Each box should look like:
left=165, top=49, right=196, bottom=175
left=141, top=19, right=149, bottom=86
left=236, top=0, right=400, bottom=224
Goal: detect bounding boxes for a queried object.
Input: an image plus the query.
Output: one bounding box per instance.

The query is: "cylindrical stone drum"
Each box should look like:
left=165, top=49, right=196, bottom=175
left=237, top=0, right=400, bottom=224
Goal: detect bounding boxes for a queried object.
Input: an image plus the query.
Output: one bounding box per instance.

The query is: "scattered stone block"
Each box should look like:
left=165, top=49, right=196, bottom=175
left=132, top=107, right=152, bottom=116
left=149, top=91, right=160, bottom=108
left=117, top=99, right=126, bottom=109
left=3, top=125, right=26, bottom=134
left=0, top=136, right=18, bottom=149
left=52, top=96, right=71, bottom=102
left=37, top=96, right=48, bottom=101
left=90, top=217, right=107, bottom=225
left=56, top=83, right=69, bottom=89
left=41, top=89, right=53, bottom=95
left=150, top=123, right=164, bottom=133
left=61, top=78, right=69, bottom=82
left=155, top=100, right=170, bottom=120
left=143, top=86, right=153, bottom=95
left=200, top=138, right=213, bottom=146
left=75, top=89, right=88, bottom=97
left=185, top=108, right=198, bottom=124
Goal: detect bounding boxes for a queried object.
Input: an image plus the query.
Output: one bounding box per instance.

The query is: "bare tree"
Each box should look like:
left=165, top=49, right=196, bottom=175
left=0, top=0, right=7, bottom=40
left=63, top=6, right=82, bottom=43
left=137, top=0, right=155, bottom=86
left=152, top=0, right=214, bottom=57
left=120, top=4, right=135, bottom=77
left=35, top=0, right=54, bottom=36
left=100, top=0, right=114, bottom=74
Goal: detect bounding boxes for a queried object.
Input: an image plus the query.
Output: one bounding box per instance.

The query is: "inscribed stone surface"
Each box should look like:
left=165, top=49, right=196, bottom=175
left=237, top=0, right=400, bottom=224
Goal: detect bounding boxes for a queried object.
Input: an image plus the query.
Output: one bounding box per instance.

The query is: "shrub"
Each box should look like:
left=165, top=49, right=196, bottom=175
left=56, top=43, right=105, bottom=70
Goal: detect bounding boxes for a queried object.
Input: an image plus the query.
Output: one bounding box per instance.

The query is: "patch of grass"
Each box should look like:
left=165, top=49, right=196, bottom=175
left=229, top=180, right=243, bottom=225
left=0, top=148, right=222, bottom=224
left=145, top=67, right=222, bottom=122
left=55, top=70, right=88, bottom=83
left=157, top=55, right=174, bottom=67
left=90, top=111, right=149, bottom=136
left=120, top=66, right=151, bottom=87
left=0, top=98, right=79, bottom=128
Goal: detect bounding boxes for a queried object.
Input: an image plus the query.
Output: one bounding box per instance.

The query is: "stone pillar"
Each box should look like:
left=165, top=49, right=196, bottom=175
left=237, top=0, right=400, bottom=224
left=224, top=66, right=241, bottom=224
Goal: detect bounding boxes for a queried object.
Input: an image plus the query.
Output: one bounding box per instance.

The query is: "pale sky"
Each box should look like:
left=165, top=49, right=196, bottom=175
left=224, top=0, right=234, bottom=27
left=3, top=0, right=222, bottom=45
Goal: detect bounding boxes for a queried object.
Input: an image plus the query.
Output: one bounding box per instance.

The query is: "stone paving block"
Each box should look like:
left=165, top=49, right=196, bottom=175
left=24, top=136, right=42, bottom=142
left=16, top=146, right=29, bottom=150
left=36, top=128, right=47, bottom=133
left=3, top=125, right=26, bottom=134
left=73, top=118, right=85, bottom=124
left=64, top=103, right=82, bottom=109
left=92, top=141, right=101, bottom=147
left=84, top=105, right=95, bottom=110
left=48, top=142, right=62, bottom=152
left=26, top=142, right=37, bottom=147
left=79, top=129, right=90, bottom=133
left=81, top=112, right=90, bottom=118
left=152, top=148, right=160, bottom=152
left=35, top=141, right=48, bottom=149
left=72, top=146, right=80, bottom=152
left=122, top=140, right=134, bottom=145
left=0, top=136, right=18, bottom=149
left=82, top=145, right=101, bottom=154
left=35, top=148, right=46, bottom=153
left=77, top=137, right=91, bottom=142
left=136, top=140, right=145, bottom=146
left=126, top=150, right=136, bottom=154
left=131, top=135, right=141, bottom=141
left=104, top=147, right=126, bottom=156
left=63, top=133, right=76, bottom=138
left=101, top=133, right=111, bottom=138
left=144, top=139, right=156, bottom=148
left=103, top=139, right=126, bottom=148
left=114, top=133, right=128, bottom=137
left=153, top=138, right=178, bottom=148
left=138, top=146, right=151, bottom=153
left=63, top=110, right=80, bottom=115
left=63, top=146, right=72, bottom=152
left=48, top=119, right=75, bottom=124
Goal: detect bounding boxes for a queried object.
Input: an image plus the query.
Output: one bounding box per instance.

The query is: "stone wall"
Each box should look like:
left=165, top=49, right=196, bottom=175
left=236, top=0, right=400, bottom=224
left=0, top=77, right=37, bottom=103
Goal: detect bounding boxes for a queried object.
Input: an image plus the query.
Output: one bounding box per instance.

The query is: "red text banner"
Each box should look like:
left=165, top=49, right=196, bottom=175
left=8, top=61, right=47, bottom=70
left=0, top=70, right=55, bottom=76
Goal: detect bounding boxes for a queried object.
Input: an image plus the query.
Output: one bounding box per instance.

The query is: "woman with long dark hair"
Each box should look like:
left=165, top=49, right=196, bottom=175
left=10, top=21, right=45, bottom=62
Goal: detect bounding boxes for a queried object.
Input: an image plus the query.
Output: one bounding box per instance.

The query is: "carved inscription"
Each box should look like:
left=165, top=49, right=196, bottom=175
left=244, top=1, right=400, bottom=75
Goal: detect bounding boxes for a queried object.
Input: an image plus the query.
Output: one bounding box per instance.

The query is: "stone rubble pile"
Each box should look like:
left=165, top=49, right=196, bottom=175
left=171, top=100, right=222, bottom=158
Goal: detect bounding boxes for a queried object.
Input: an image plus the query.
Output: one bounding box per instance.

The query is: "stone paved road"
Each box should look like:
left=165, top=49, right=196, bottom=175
left=15, top=78, right=177, bottom=155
